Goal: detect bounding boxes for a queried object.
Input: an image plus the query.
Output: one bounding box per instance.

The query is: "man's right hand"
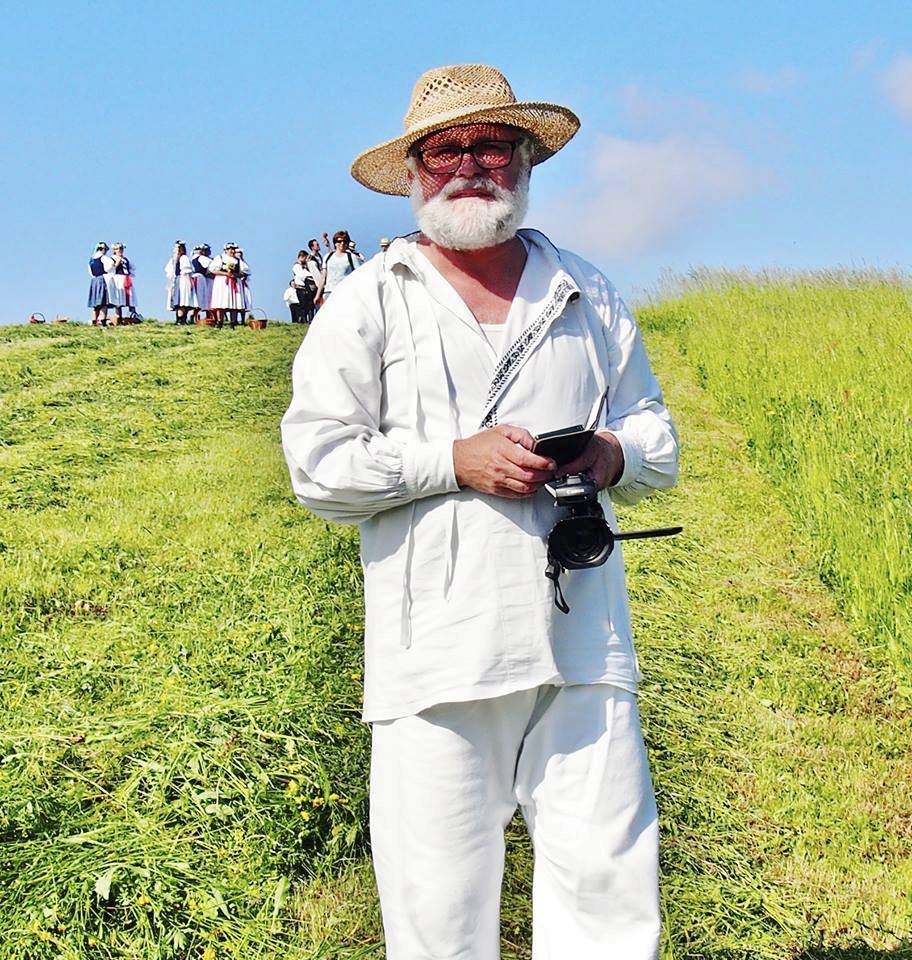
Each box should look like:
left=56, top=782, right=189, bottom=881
left=453, top=425, right=556, bottom=498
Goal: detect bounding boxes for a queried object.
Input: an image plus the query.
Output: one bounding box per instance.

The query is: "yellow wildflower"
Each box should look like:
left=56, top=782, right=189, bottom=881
left=285, top=780, right=299, bottom=794
left=350, top=672, right=362, bottom=681
left=203, top=947, right=217, bottom=960
left=311, top=797, right=325, bottom=807
left=329, top=793, right=340, bottom=802
left=300, top=809, right=311, bottom=821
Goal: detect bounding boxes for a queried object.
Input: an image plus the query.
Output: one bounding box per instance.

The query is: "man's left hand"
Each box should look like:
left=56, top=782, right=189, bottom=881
left=559, top=431, right=625, bottom=490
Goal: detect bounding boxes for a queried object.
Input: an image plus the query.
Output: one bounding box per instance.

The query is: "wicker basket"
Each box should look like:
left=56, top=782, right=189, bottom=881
left=247, top=308, right=268, bottom=330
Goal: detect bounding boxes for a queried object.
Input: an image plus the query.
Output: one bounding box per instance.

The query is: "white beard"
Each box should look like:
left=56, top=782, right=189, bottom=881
left=410, top=167, right=530, bottom=251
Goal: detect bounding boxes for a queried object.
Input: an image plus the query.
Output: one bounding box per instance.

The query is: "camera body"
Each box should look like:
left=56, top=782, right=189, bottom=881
left=544, top=474, right=614, bottom=570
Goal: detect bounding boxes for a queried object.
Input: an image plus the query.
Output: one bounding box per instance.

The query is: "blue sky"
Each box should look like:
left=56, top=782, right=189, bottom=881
left=2, top=0, right=910, bottom=323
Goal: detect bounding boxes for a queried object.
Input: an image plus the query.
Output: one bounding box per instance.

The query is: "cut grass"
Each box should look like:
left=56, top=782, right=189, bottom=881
left=1, top=316, right=909, bottom=958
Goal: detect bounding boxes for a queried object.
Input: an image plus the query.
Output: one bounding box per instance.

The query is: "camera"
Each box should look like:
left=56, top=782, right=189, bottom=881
left=543, top=473, right=682, bottom=613
left=544, top=474, right=614, bottom=569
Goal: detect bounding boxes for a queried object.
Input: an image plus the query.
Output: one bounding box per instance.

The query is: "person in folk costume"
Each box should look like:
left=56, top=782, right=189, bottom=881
left=87, top=241, right=114, bottom=326
left=209, top=242, right=245, bottom=328
left=281, top=63, right=681, bottom=959
left=236, top=246, right=253, bottom=321
left=190, top=244, right=214, bottom=323
left=165, top=240, right=194, bottom=325
left=110, top=242, right=136, bottom=324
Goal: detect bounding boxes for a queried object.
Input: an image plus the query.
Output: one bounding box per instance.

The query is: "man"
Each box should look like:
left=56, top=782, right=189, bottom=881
left=315, top=229, right=360, bottom=301
left=307, top=237, right=323, bottom=271
left=378, top=236, right=391, bottom=253
left=290, top=248, right=318, bottom=323
left=281, top=64, right=679, bottom=959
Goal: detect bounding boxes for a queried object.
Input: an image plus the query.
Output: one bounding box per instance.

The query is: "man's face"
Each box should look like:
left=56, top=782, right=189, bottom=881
left=410, top=122, right=525, bottom=204
left=408, top=122, right=531, bottom=251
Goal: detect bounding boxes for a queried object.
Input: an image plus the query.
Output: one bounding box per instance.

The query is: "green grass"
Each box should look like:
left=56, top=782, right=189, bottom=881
left=1, top=313, right=910, bottom=958
left=638, top=272, right=912, bottom=684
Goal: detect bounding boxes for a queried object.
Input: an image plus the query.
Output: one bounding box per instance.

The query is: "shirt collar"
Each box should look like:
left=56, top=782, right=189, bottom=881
left=383, top=228, right=575, bottom=287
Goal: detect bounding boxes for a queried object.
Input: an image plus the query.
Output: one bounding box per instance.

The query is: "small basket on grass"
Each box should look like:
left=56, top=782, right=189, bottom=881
left=247, top=308, right=268, bottom=330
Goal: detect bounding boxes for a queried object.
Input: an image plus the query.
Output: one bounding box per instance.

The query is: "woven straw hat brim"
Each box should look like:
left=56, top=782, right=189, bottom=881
left=351, top=101, right=581, bottom=196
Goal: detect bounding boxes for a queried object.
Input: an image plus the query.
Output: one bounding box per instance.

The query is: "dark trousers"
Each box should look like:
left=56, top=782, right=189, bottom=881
left=296, top=287, right=315, bottom=324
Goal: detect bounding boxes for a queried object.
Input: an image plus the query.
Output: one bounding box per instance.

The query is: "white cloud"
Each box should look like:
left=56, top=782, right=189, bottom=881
left=532, top=134, right=763, bottom=261
left=737, top=66, right=802, bottom=95
left=618, top=82, right=714, bottom=128
left=882, top=54, right=912, bottom=121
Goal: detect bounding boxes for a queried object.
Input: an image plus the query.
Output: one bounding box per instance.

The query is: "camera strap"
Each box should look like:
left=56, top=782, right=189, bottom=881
left=545, top=555, right=571, bottom=614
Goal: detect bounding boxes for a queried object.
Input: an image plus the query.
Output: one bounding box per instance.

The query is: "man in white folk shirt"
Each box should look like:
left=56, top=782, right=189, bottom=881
left=281, top=64, right=679, bottom=960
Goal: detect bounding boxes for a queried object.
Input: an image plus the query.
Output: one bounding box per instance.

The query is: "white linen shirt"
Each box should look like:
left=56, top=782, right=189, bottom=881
left=281, top=230, right=679, bottom=722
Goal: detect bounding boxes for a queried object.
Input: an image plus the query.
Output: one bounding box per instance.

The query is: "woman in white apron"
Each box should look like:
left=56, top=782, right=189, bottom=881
left=165, top=241, right=193, bottom=325
left=209, top=243, right=247, bottom=327
left=110, top=242, right=136, bottom=323
left=190, top=244, right=214, bottom=323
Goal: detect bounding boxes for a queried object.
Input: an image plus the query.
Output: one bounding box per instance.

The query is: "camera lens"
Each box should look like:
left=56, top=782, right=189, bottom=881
left=548, top=515, right=613, bottom=568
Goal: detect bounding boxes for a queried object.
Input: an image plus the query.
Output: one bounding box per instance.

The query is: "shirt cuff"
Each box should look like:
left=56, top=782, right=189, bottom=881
left=600, top=429, right=643, bottom=490
left=401, top=440, right=459, bottom=500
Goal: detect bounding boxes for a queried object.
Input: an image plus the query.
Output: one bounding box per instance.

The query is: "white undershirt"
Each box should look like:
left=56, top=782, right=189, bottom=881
left=478, top=321, right=508, bottom=355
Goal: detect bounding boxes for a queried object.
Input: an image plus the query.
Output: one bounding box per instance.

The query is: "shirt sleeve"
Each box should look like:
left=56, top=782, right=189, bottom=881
left=280, top=281, right=458, bottom=524
left=597, top=283, right=679, bottom=506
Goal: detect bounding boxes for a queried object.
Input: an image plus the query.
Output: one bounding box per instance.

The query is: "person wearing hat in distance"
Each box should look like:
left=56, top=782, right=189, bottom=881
left=281, top=64, right=679, bottom=959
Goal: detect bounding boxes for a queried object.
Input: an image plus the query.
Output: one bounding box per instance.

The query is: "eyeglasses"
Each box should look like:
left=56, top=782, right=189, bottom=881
left=414, top=139, right=521, bottom=175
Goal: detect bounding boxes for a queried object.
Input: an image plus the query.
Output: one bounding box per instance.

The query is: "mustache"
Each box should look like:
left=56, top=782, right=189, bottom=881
left=436, top=176, right=514, bottom=202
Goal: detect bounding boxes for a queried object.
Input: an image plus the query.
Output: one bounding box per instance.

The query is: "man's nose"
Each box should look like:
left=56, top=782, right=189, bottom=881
left=455, top=147, right=484, bottom=176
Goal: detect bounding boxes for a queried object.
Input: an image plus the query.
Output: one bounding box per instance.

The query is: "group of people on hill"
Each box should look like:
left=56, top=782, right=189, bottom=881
left=86, top=240, right=253, bottom=327
left=283, top=230, right=390, bottom=323
left=87, top=230, right=392, bottom=327
left=86, top=242, right=138, bottom=326
left=166, top=241, right=252, bottom=327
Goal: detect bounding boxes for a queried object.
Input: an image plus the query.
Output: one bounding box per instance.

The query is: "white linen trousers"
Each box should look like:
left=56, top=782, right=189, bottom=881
left=370, top=683, right=660, bottom=960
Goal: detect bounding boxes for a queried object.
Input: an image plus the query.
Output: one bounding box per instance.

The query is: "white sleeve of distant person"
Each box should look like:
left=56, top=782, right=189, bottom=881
left=598, top=285, right=680, bottom=506
left=281, top=287, right=458, bottom=524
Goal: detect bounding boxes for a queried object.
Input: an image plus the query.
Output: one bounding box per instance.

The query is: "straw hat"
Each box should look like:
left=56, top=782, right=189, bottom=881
left=351, top=64, right=580, bottom=196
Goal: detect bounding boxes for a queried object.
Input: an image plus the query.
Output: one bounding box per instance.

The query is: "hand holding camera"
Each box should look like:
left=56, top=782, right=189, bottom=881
left=559, top=431, right=625, bottom=489
left=454, top=425, right=556, bottom=498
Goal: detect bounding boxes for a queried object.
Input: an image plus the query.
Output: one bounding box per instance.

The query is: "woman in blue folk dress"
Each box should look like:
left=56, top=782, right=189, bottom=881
left=87, top=241, right=114, bottom=326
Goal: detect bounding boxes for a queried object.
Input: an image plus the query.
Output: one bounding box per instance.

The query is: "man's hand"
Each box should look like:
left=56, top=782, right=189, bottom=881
left=559, top=431, right=625, bottom=490
left=453, top=425, right=556, bottom=498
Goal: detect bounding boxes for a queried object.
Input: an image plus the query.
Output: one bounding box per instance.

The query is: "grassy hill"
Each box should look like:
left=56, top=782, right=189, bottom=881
left=1, top=303, right=910, bottom=959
